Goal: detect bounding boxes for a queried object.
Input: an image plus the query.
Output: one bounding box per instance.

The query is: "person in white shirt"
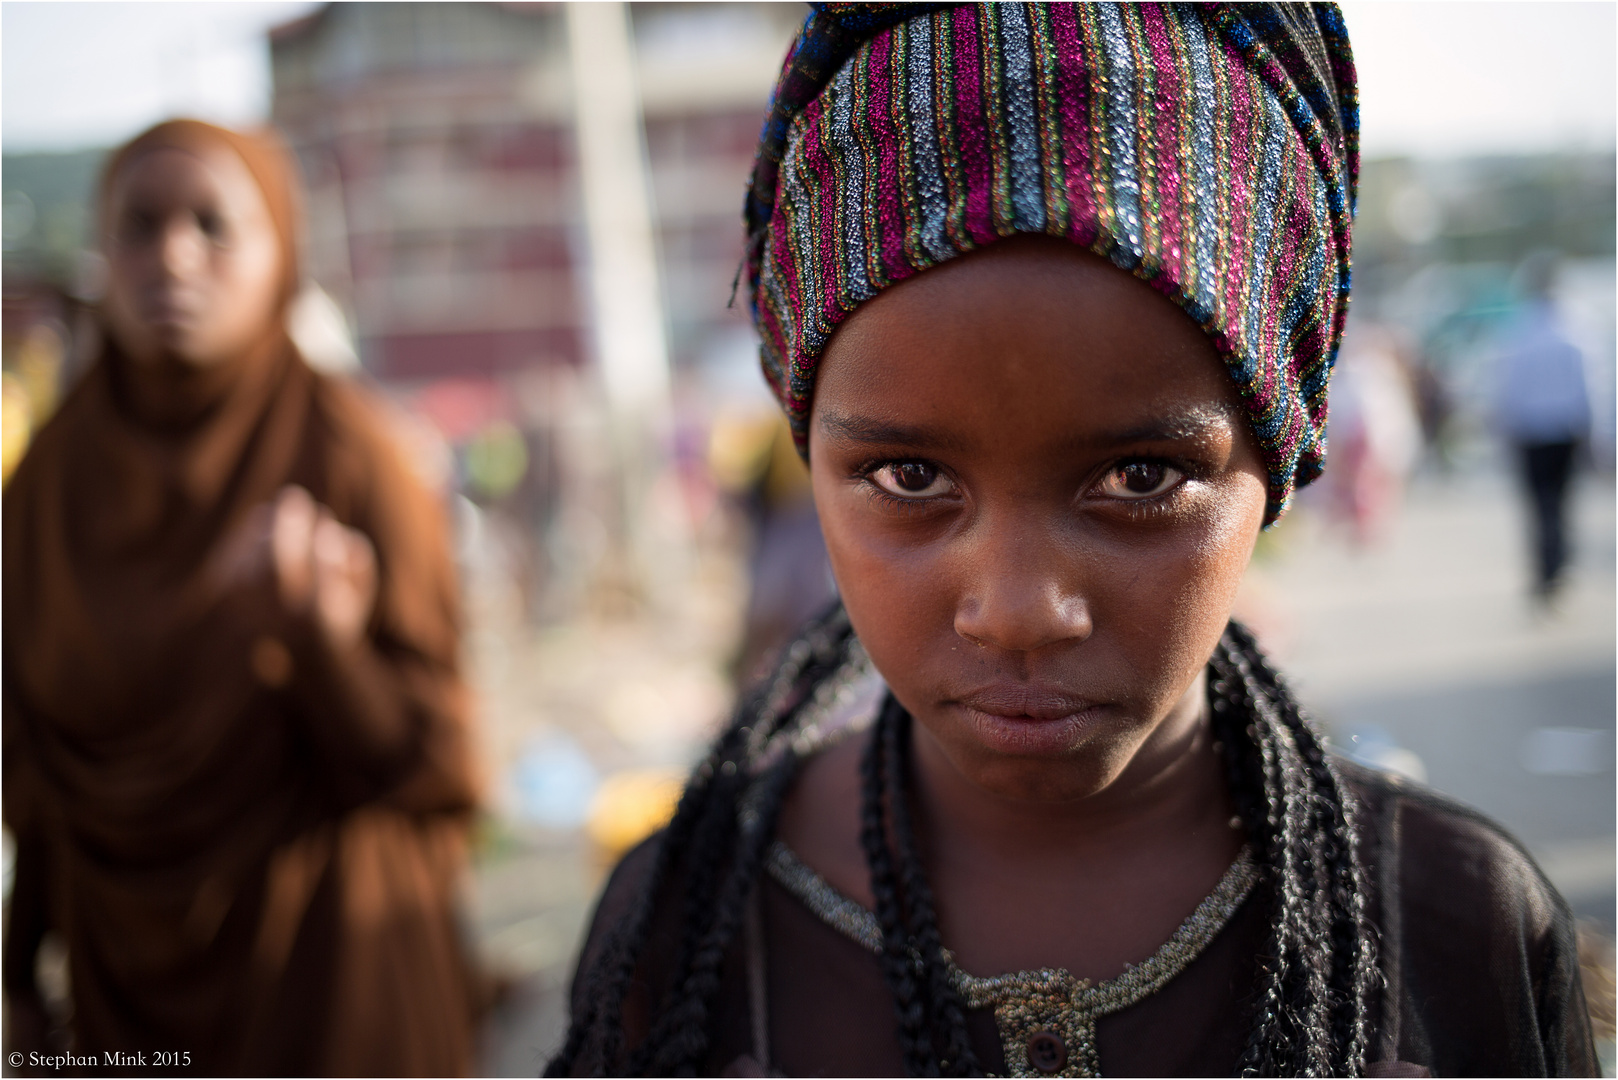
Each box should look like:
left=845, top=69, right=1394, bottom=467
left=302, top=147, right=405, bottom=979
left=1493, top=252, right=1592, bottom=603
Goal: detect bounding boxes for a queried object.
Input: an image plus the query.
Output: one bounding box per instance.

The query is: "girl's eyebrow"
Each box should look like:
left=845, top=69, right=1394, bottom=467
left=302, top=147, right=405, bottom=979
left=1102, top=405, right=1240, bottom=445
left=816, top=410, right=969, bottom=452
left=818, top=405, right=1237, bottom=451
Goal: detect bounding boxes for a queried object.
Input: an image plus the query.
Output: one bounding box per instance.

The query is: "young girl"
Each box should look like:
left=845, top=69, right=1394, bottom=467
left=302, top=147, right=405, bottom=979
left=552, top=5, right=1596, bottom=1076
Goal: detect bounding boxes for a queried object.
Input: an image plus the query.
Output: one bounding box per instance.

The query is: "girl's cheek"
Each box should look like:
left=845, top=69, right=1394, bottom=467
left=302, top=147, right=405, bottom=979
left=1156, top=490, right=1263, bottom=672
left=829, top=522, right=949, bottom=613
left=821, top=501, right=956, bottom=662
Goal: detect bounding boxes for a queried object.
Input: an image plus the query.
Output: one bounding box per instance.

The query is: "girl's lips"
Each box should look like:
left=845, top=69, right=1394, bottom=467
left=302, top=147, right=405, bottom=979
left=142, top=287, right=205, bottom=327
left=955, top=685, right=1101, bottom=722
left=952, top=685, right=1108, bottom=755
left=958, top=704, right=1104, bottom=756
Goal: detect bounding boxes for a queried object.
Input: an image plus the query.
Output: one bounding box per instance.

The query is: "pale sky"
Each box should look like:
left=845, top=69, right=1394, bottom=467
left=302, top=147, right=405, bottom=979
left=1344, top=1, right=1616, bottom=156
left=2, top=2, right=320, bottom=151
left=1, top=1, right=1614, bottom=157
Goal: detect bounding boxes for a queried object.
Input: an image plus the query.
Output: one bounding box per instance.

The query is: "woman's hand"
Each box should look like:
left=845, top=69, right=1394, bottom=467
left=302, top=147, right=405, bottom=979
left=215, top=485, right=379, bottom=648
left=269, top=486, right=378, bottom=647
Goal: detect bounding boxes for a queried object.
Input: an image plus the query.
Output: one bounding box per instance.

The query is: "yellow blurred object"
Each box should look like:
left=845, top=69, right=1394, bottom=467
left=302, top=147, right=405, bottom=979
left=707, top=409, right=810, bottom=504
left=16, top=324, right=64, bottom=424
left=707, top=409, right=777, bottom=493
left=2, top=373, right=34, bottom=486
left=761, top=413, right=811, bottom=504
left=586, top=767, right=685, bottom=858
left=1, top=323, right=66, bottom=486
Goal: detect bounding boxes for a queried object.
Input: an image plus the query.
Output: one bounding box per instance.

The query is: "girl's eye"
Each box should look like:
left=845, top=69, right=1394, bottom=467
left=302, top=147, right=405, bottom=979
left=196, top=212, right=228, bottom=243
left=1097, top=461, right=1184, bottom=500
left=118, top=211, right=158, bottom=245
left=870, top=461, right=954, bottom=499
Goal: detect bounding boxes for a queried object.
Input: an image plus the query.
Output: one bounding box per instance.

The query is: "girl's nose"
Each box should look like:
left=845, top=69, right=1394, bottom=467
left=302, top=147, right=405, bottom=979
left=158, top=217, right=208, bottom=278
left=952, top=518, right=1092, bottom=654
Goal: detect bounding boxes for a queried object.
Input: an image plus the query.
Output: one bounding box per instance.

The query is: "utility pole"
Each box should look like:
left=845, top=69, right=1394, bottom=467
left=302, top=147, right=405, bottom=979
left=566, top=1, right=685, bottom=608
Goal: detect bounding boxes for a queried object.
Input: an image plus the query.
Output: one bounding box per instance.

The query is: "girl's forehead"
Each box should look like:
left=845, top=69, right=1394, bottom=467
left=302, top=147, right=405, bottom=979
left=112, top=145, right=258, bottom=209
left=812, top=244, right=1248, bottom=462
left=823, top=240, right=1230, bottom=392
left=814, top=370, right=1243, bottom=466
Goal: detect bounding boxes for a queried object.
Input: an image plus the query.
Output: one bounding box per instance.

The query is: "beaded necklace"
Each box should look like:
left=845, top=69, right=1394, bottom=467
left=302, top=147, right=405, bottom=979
left=765, top=840, right=1258, bottom=1078
left=748, top=643, right=1261, bottom=1077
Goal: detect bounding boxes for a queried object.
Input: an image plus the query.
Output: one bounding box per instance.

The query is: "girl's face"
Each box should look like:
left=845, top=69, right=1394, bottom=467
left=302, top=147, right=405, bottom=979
left=809, top=235, right=1269, bottom=804
left=103, top=144, right=283, bottom=369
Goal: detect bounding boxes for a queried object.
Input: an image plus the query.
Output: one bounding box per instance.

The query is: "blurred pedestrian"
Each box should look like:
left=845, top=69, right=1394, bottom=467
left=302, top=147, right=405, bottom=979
left=1324, top=323, right=1422, bottom=545
left=1493, top=251, right=1592, bottom=604
left=3, top=120, right=481, bottom=1075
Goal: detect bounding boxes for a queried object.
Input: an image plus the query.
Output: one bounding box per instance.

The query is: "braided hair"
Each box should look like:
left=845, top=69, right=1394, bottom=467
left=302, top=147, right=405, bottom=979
left=548, top=613, right=1378, bottom=1076
left=546, top=604, right=857, bottom=1077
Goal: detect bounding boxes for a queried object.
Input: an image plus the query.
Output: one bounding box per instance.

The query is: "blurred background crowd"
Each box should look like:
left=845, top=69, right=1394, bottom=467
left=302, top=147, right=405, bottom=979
left=1, top=2, right=1613, bottom=1074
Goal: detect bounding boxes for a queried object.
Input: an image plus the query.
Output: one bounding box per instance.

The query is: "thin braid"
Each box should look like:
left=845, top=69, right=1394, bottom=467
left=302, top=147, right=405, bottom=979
left=1233, top=643, right=1322, bottom=1073
left=640, top=752, right=802, bottom=1074
left=861, top=697, right=938, bottom=1076
left=1269, top=704, right=1328, bottom=1071
left=548, top=605, right=854, bottom=1076
left=1240, top=626, right=1369, bottom=1075
left=660, top=763, right=746, bottom=1012
left=1223, top=638, right=1299, bottom=1070
left=884, top=706, right=982, bottom=1077
left=1229, top=623, right=1379, bottom=1072
left=1260, top=698, right=1308, bottom=1068
left=1235, top=639, right=1345, bottom=1052
left=547, top=712, right=754, bottom=1076
left=1210, top=621, right=1378, bottom=1077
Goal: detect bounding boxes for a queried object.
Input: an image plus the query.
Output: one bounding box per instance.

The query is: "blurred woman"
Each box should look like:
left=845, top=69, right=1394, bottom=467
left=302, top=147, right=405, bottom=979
left=3, top=120, right=480, bottom=1074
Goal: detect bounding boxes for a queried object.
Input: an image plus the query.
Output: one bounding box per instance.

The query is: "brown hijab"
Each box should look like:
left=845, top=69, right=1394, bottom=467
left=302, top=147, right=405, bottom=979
left=3, top=120, right=481, bottom=1075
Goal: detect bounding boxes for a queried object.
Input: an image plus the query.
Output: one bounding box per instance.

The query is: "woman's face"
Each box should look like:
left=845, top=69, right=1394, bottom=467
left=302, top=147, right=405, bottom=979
left=810, top=235, right=1269, bottom=804
left=102, top=143, right=283, bottom=368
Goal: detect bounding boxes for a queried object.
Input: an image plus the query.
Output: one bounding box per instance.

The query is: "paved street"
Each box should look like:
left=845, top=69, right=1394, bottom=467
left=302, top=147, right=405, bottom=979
left=466, top=542, right=751, bottom=1076
left=1245, top=466, right=1615, bottom=928
left=472, top=463, right=1617, bottom=1074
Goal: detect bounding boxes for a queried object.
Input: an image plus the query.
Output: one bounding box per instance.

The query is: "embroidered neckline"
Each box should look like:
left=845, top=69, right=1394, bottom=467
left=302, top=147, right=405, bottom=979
left=764, top=841, right=1259, bottom=1077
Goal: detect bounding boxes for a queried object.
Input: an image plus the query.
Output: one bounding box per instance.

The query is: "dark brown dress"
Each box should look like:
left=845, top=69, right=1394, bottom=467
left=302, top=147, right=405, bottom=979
left=575, top=758, right=1599, bottom=1076
left=3, top=121, right=480, bottom=1076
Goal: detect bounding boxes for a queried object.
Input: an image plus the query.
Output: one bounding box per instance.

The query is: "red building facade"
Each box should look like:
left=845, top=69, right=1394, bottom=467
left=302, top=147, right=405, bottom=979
left=269, top=2, right=801, bottom=388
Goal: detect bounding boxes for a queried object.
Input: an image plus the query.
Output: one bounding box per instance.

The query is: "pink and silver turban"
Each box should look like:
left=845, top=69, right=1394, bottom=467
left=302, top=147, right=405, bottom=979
left=743, top=3, right=1359, bottom=524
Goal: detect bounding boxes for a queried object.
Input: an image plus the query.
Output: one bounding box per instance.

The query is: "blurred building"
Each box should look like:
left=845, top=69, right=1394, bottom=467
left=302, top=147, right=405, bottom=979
left=263, top=2, right=802, bottom=621
left=633, top=3, right=801, bottom=369
left=270, top=3, right=576, bottom=381
left=267, top=1, right=801, bottom=385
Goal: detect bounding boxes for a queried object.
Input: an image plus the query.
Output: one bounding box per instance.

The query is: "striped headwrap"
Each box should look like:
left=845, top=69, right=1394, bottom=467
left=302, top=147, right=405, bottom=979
left=743, top=3, right=1359, bottom=524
